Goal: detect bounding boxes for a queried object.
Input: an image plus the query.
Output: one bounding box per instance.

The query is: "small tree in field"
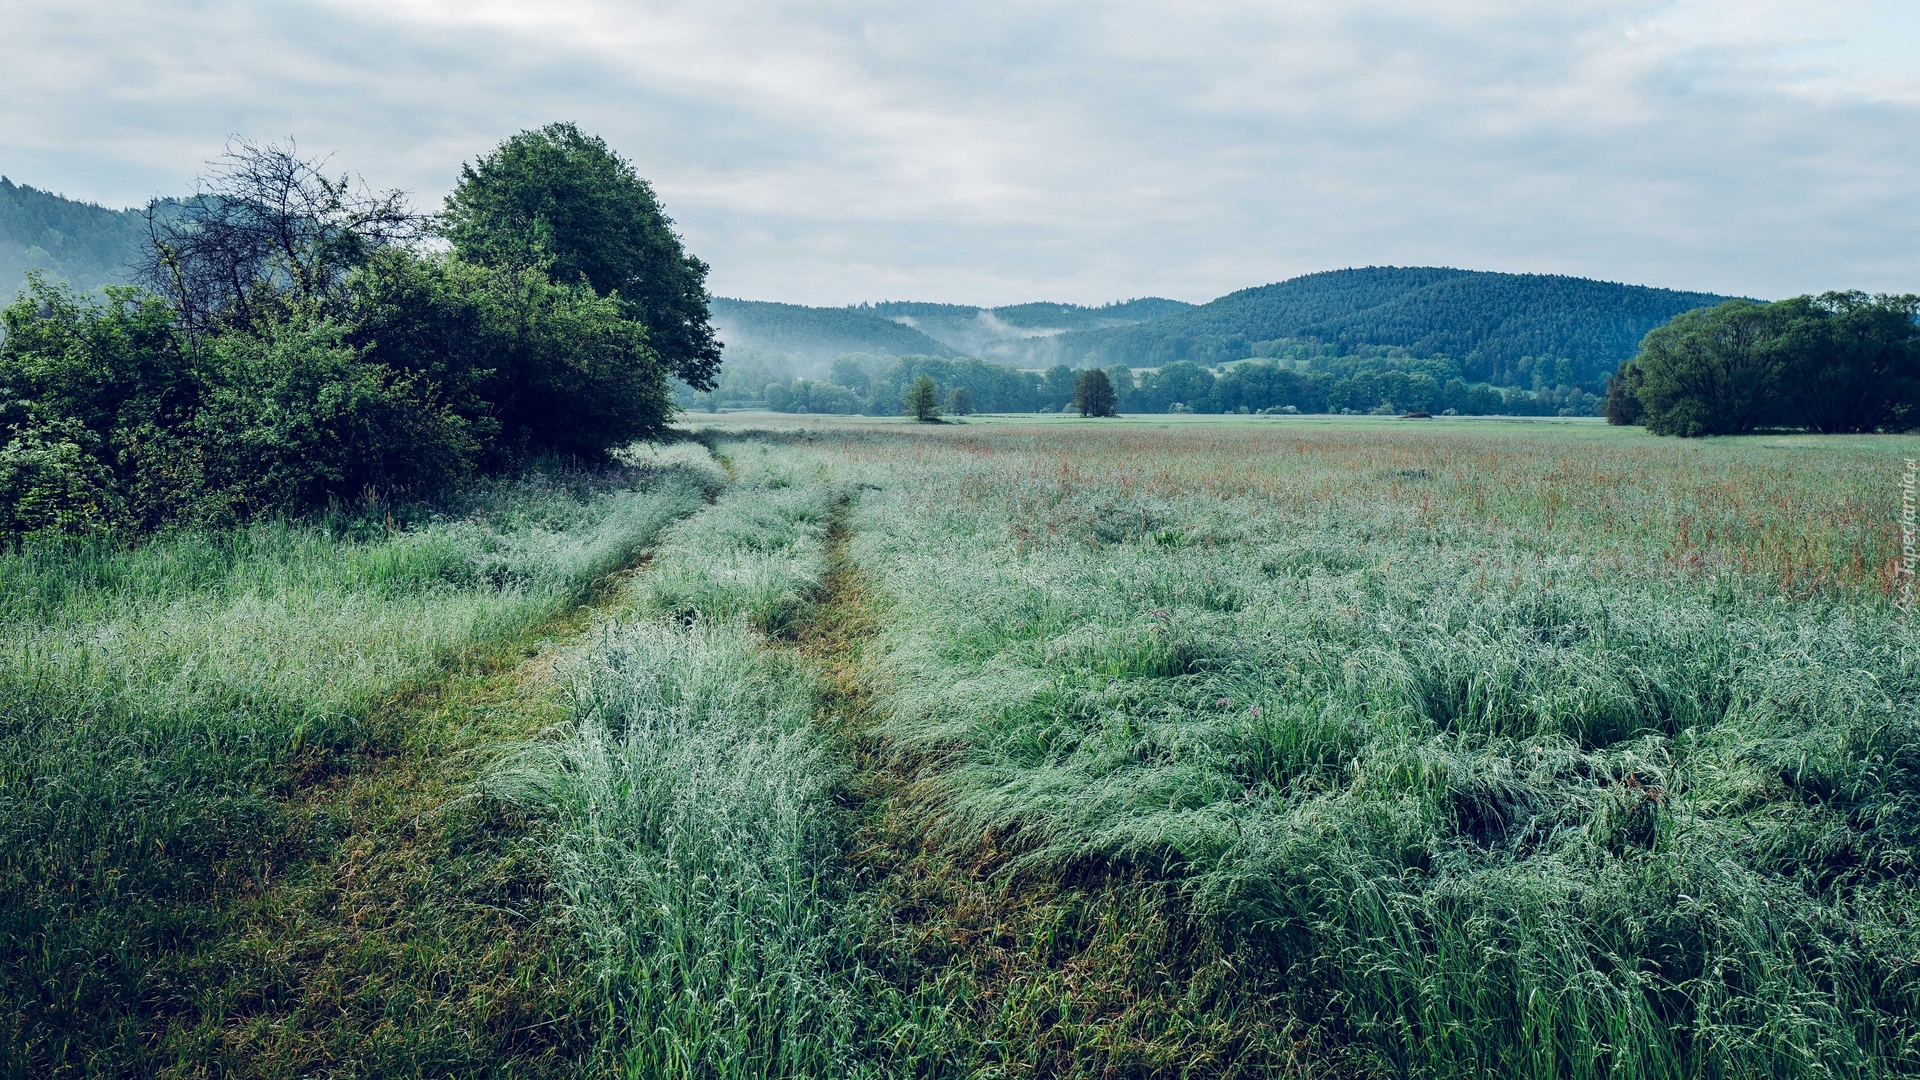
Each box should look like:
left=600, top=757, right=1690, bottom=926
left=945, top=385, right=972, bottom=416
left=1072, top=368, right=1117, bottom=417
left=905, top=375, right=941, bottom=421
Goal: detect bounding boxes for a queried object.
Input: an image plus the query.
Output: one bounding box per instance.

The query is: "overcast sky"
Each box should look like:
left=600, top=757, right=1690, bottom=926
left=3, top=0, right=1916, bottom=306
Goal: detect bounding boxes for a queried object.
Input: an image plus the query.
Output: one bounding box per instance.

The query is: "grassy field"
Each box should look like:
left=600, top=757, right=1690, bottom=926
left=5, top=417, right=1916, bottom=1077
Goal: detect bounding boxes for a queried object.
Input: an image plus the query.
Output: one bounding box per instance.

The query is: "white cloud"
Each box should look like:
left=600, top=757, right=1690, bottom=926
left=1, top=0, right=1914, bottom=304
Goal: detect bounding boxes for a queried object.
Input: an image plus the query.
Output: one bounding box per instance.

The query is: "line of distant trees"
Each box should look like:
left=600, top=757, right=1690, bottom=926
left=1, top=124, right=715, bottom=542
left=1607, top=293, right=1920, bottom=435
left=709, top=350, right=1602, bottom=418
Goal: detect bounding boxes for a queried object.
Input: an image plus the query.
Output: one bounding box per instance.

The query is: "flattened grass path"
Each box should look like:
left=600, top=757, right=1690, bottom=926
left=807, top=494, right=1325, bottom=1079
left=161, top=565, right=659, bottom=1078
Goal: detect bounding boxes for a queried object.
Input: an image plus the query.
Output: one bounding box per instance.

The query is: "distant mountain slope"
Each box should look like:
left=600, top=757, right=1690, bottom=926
left=859, top=297, right=1191, bottom=358
left=0, top=178, right=149, bottom=299
left=710, top=297, right=959, bottom=362
left=1054, top=267, right=1737, bottom=386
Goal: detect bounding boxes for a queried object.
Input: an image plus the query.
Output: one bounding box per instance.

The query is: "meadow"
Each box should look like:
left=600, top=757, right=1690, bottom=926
left=3, top=415, right=1916, bottom=1077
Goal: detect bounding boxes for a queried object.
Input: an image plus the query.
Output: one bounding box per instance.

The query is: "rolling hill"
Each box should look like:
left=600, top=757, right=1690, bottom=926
left=856, top=297, right=1192, bottom=358
left=1050, top=267, right=1737, bottom=387
left=1, top=177, right=150, bottom=299
left=709, top=297, right=961, bottom=363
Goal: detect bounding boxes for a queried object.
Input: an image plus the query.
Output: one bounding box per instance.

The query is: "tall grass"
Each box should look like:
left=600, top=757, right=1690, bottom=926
left=0, top=455, right=714, bottom=1075
left=488, top=467, right=887, bottom=1078
left=818, top=421, right=1920, bottom=1077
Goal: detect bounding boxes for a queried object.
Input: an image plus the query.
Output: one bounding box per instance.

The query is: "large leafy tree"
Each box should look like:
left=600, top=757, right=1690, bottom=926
left=1072, top=368, right=1117, bottom=417
left=1630, top=300, right=1783, bottom=436
left=1614, top=293, right=1920, bottom=436
left=904, top=375, right=941, bottom=421
left=442, top=123, right=722, bottom=391
left=1765, top=292, right=1920, bottom=433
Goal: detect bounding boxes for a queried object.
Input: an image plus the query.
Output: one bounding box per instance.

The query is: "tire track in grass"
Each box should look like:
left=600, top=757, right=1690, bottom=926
left=823, top=515, right=1327, bottom=1080
left=162, top=508, right=707, bottom=1077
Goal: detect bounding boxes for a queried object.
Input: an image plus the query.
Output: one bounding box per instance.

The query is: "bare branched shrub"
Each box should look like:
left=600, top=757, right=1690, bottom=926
left=139, top=139, right=418, bottom=335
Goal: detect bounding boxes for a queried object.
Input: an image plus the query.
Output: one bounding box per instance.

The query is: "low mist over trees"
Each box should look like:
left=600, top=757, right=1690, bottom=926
left=1609, top=292, right=1920, bottom=436
left=0, top=129, right=710, bottom=542
left=709, top=298, right=956, bottom=363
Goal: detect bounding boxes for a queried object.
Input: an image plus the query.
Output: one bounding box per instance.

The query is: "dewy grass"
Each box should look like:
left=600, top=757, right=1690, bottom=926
left=0, top=455, right=712, bottom=1076
left=488, top=467, right=885, bottom=1078
left=489, top=619, right=860, bottom=1079
left=805, top=421, right=1920, bottom=1078
left=636, top=445, right=831, bottom=636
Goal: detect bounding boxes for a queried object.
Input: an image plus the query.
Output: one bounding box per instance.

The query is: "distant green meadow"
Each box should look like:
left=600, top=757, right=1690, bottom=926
left=5, top=419, right=1917, bottom=1078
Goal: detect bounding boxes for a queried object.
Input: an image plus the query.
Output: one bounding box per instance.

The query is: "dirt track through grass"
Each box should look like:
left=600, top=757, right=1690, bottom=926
left=178, top=553, right=703, bottom=1076
left=176, top=593, right=620, bottom=1076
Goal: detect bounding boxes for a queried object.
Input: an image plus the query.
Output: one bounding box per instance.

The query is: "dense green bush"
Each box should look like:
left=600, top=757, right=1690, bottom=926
left=191, top=319, right=478, bottom=515
left=0, top=130, right=707, bottom=542
left=0, top=401, right=122, bottom=538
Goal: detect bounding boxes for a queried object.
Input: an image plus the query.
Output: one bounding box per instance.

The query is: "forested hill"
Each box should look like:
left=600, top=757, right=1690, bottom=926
left=1052, top=267, right=1737, bottom=387
left=710, top=297, right=960, bottom=362
left=1, top=178, right=149, bottom=298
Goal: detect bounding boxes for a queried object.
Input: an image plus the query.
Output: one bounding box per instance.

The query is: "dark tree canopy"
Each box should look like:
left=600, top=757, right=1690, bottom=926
left=1072, top=367, right=1117, bottom=417
left=1604, top=363, right=1643, bottom=426
left=442, top=123, right=722, bottom=390
left=1630, top=301, right=1781, bottom=437
left=1766, top=292, right=1920, bottom=434
left=1612, top=292, right=1919, bottom=436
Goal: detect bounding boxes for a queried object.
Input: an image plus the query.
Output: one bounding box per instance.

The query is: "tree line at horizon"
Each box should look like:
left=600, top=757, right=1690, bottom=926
left=0, top=124, right=715, bottom=542
left=730, top=292, right=1920, bottom=432
left=714, top=348, right=1602, bottom=418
